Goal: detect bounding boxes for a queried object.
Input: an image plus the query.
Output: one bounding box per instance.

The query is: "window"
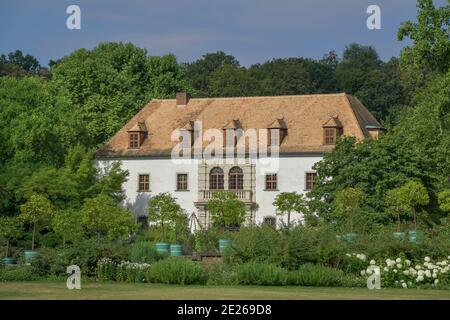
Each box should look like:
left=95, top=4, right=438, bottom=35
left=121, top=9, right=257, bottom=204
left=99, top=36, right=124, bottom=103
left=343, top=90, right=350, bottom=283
left=268, top=129, right=280, bottom=146
left=323, top=128, right=343, bottom=145
left=263, top=216, right=276, bottom=228
left=305, top=172, right=317, bottom=190
left=177, top=173, right=188, bottom=191
left=138, top=174, right=149, bottom=192
left=129, top=133, right=140, bottom=148
left=209, top=167, right=224, bottom=190
left=229, top=167, right=244, bottom=190
left=265, top=174, right=277, bottom=190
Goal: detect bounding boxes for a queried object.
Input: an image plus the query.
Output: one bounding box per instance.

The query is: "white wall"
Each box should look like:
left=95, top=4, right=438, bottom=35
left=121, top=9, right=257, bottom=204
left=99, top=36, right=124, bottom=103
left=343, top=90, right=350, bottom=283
left=97, top=155, right=322, bottom=226
left=255, top=156, right=323, bottom=225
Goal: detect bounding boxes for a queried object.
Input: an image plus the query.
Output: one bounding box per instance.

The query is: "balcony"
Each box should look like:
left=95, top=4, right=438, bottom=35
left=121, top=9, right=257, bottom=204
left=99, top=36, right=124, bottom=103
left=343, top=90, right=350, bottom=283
left=198, top=190, right=253, bottom=203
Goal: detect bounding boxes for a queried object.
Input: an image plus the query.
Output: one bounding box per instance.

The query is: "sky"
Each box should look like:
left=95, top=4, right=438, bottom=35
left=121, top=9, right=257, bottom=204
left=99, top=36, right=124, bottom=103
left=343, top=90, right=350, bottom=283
left=0, top=0, right=447, bottom=67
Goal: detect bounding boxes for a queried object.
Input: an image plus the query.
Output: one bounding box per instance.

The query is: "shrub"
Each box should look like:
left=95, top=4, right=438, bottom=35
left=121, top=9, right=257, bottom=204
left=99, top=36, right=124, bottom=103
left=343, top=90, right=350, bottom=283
left=146, top=257, right=207, bottom=285
left=205, top=262, right=235, bottom=286
left=0, top=266, right=37, bottom=282
left=287, top=263, right=346, bottom=287
left=96, top=258, right=117, bottom=281
left=129, top=241, right=166, bottom=264
left=30, top=247, right=67, bottom=277
left=116, top=261, right=150, bottom=283
left=235, top=262, right=287, bottom=286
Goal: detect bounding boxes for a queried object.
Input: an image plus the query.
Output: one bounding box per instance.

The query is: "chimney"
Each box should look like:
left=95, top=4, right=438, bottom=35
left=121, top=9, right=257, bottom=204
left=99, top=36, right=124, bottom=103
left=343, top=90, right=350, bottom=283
left=176, top=92, right=191, bottom=107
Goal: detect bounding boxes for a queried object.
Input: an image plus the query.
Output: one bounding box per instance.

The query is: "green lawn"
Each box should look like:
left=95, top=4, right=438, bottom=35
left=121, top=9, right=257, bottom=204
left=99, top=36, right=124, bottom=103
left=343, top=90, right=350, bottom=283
left=0, top=282, right=449, bottom=300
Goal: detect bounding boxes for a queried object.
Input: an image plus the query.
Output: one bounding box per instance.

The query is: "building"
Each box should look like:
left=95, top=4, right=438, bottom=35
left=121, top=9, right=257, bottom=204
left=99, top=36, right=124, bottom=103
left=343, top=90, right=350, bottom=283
left=95, top=93, right=383, bottom=228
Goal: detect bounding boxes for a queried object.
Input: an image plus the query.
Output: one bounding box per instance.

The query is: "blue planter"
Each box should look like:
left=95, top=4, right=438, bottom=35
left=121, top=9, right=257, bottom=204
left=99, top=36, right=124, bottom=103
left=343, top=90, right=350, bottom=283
left=155, top=242, right=170, bottom=254
left=393, top=232, right=406, bottom=239
left=170, top=244, right=183, bottom=257
left=24, top=250, right=38, bottom=263
left=2, top=257, right=16, bottom=265
left=344, top=233, right=358, bottom=243
left=218, top=239, right=231, bottom=254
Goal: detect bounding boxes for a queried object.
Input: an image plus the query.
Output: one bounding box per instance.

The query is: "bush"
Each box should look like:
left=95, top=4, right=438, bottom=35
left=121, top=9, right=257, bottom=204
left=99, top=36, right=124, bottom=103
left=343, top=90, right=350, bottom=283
left=205, top=262, right=235, bottom=286
left=116, top=261, right=150, bottom=283
left=129, top=241, right=166, bottom=264
left=30, top=247, right=68, bottom=277
left=0, top=266, right=37, bottom=282
left=96, top=258, right=117, bottom=281
left=287, top=264, right=347, bottom=287
left=146, top=257, right=208, bottom=285
left=235, top=262, right=287, bottom=286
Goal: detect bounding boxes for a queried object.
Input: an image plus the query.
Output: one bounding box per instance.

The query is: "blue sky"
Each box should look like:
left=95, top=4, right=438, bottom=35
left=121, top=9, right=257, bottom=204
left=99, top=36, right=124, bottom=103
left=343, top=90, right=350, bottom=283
left=0, top=0, right=447, bottom=66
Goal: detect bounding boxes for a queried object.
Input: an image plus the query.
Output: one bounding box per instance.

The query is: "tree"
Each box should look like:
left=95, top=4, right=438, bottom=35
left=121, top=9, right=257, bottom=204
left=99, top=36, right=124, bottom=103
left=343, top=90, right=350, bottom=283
left=398, top=0, right=450, bottom=76
left=334, top=188, right=367, bottom=233
left=207, top=192, right=246, bottom=230
left=387, top=181, right=430, bottom=230
left=438, top=189, right=450, bottom=213
left=272, top=192, right=307, bottom=228
left=0, top=50, right=48, bottom=78
left=19, top=194, right=54, bottom=250
left=147, top=193, right=184, bottom=242
left=82, top=194, right=136, bottom=240
left=185, top=51, right=239, bottom=96
left=0, top=216, right=22, bottom=257
left=51, top=209, right=84, bottom=247
left=207, top=65, right=261, bottom=97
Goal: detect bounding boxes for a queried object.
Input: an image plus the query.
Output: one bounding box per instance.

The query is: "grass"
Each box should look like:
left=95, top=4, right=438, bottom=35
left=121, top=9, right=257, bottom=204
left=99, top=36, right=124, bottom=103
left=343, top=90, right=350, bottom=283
left=0, top=281, right=449, bottom=300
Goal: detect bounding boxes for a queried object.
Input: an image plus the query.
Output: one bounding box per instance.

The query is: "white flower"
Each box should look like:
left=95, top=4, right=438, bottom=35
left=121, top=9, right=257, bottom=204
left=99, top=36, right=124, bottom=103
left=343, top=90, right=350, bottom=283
left=415, top=265, right=422, bottom=270
left=397, top=264, right=402, bottom=269
left=402, top=283, right=407, bottom=288
left=370, top=260, right=376, bottom=265
left=425, top=270, right=431, bottom=278
left=416, top=276, right=424, bottom=282
left=360, top=270, right=366, bottom=276
left=360, top=254, right=366, bottom=261
left=394, top=269, right=398, bottom=273
left=384, top=267, right=389, bottom=272
left=396, top=258, right=402, bottom=263
left=366, top=268, right=373, bottom=275
left=418, top=270, right=424, bottom=276
left=403, top=270, right=409, bottom=275
left=424, top=257, right=431, bottom=262
left=434, top=279, right=439, bottom=285
left=346, top=253, right=351, bottom=257
left=405, top=260, right=411, bottom=266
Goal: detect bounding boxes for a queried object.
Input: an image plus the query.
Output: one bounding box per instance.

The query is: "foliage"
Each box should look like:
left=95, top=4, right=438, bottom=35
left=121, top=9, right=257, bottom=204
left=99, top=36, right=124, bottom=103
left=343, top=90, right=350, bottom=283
left=207, top=192, right=246, bottom=229
left=82, top=194, right=137, bottom=240
left=0, top=216, right=22, bottom=257
left=273, top=192, right=308, bottom=228
left=19, top=194, right=54, bottom=250
left=129, top=241, right=166, bottom=264
left=51, top=209, right=85, bottom=246
left=147, top=193, right=184, bottom=242
left=146, top=257, right=208, bottom=285
left=438, top=189, right=450, bottom=212
left=0, top=266, right=37, bottom=282
left=334, top=188, right=367, bottom=233
left=288, top=263, right=349, bottom=287
left=235, top=262, right=287, bottom=286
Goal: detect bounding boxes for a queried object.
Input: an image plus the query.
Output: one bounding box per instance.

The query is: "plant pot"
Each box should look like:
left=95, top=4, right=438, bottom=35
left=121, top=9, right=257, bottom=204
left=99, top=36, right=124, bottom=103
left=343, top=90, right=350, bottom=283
left=170, top=244, right=183, bottom=257
left=155, top=242, right=170, bottom=254
left=344, top=233, right=358, bottom=243
left=2, top=257, right=16, bottom=265
left=218, top=239, right=231, bottom=254
left=408, top=230, right=422, bottom=243
left=24, top=250, right=39, bottom=263
left=393, top=232, right=406, bottom=239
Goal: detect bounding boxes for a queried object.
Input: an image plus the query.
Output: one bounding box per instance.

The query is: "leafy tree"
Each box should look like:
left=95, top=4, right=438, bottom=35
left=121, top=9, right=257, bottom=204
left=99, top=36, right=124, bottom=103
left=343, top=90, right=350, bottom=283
left=398, top=0, right=450, bottom=77
left=272, top=192, right=307, bottom=228
left=0, top=216, right=22, bottom=257
left=387, top=181, right=430, bottom=230
left=0, top=50, right=49, bottom=78
left=185, top=51, right=239, bottom=96
left=82, top=194, right=136, bottom=240
left=438, top=189, right=450, bottom=213
left=207, top=192, right=246, bottom=230
left=208, top=65, right=261, bottom=97
left=51, top=42, right=191, bottom=145
left=51, top=209, right=84, bottom=247
left=19, top=194, right=54, bottom=250
left=333, top=188, right=367, bottom=233
left=147, top=193, right=184, bottom=242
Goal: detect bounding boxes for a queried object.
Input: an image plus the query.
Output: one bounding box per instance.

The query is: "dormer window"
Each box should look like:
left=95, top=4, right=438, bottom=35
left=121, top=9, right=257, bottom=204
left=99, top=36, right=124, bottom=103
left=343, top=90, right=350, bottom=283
left=322, top=116, right=343, bottom=145
left=267, top=118, right=287, bottom=146
left=127, top=121, right=147, bottom=149
left=223, top=119, right=242, bottom=147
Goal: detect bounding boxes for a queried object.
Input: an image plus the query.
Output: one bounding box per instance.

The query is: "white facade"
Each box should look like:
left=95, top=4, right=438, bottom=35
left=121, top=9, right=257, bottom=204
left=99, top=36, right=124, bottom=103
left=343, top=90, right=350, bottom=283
left=97, top=154, right=323, bottom=227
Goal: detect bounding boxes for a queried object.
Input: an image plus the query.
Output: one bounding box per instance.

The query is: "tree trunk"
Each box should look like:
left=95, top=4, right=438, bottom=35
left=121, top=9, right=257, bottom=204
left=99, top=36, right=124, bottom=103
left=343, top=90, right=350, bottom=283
left=287, top=211, right=291, bottom=228
left=31, top=223, right=36, bottom=251
left=5, top=239, right=9, bottom=257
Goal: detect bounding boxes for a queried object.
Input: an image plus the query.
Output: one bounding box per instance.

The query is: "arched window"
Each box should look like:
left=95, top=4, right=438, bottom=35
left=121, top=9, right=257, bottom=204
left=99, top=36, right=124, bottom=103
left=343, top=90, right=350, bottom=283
left=209, top=167, right=224, bottom=190
left=229, top=167, right=244, bottom=190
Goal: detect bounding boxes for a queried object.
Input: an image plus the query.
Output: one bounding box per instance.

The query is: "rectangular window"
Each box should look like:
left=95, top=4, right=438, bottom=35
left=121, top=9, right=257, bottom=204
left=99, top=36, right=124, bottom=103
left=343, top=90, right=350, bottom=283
left=177, top=173, right=188, bottom=191
left=305, top=172, right=317, bottom=190
left=265, top=174, right=277, bottom=190
left=129, top=133, right=140, bottom=148
left=138, top=174, right=149, bottom=192
left=324, top=128, right=335, bottom=144
left=263, top=216, right=276, bottom=228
